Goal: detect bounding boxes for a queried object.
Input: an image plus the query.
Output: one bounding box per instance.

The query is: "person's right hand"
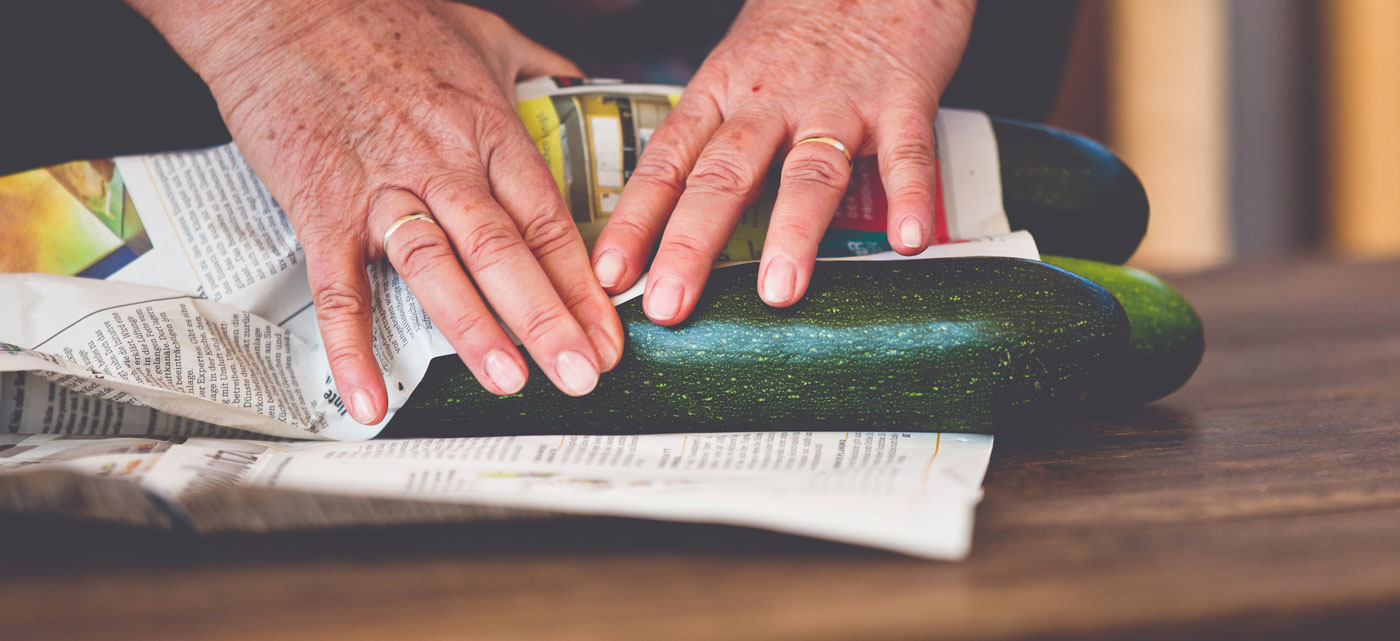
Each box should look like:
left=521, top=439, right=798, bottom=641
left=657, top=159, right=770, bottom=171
left=127, top=0, right=625, bottom=425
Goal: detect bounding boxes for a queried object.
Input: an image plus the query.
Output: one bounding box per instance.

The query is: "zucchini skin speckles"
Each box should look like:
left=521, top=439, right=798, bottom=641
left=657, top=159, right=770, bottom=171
left=385, top=258, right=1131, bottom=437
left=1041, top=255, right=1204, bottom=405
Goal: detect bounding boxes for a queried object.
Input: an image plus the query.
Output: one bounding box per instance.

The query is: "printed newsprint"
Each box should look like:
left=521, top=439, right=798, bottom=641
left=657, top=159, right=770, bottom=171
left=0, top=431, right=994, bottom=559
left=0, top=78, right=1024, bottom=558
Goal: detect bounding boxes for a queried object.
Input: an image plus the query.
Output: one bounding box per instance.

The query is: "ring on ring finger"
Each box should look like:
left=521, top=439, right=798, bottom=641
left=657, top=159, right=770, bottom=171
left=382, top=212, right=439, bottom=255
left=792, top=135, right=853, bottom=167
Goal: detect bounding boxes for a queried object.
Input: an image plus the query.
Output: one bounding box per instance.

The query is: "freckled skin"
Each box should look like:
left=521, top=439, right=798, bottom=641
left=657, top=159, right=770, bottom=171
left=388, top=258, right=1132, bottom=437
left=127, top=0, right=627, bottom=418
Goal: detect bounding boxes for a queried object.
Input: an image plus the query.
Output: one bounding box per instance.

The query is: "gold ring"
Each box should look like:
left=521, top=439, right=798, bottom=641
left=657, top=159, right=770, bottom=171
left=793, top=136, right=853, bottom=167
left=382, top=212, right=439, bottom=255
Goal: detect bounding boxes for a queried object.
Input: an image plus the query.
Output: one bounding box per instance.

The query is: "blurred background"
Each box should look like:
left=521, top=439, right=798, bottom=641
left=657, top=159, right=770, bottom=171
left=1047, top=0, right=1400, bottom=274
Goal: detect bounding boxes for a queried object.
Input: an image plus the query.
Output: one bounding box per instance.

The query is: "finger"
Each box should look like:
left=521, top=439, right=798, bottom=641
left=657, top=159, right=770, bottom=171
left=305, top=229, right=385, bottom=425
left=486, top=122, right=625, bottom=371
left=759, top=123, right=864, bottom=307
left=515, top=35, right=585, bottom=79
left=876, top=106, right=940, bottom=255
left=643, top=113, right=788, bottom=325
left=373, top=188, right=530, bottom=395
left=422, top=173, right=602, bottom=396
left=590, top=90, right=724, bottom=294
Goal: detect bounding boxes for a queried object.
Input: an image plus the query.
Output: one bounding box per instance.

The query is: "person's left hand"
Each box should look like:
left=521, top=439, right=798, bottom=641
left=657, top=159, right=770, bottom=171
left=589, top=0, right=976, bottom=325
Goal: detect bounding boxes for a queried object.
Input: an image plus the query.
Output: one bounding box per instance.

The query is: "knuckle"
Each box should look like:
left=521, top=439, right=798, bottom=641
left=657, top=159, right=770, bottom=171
left=441, top=309, right=495, bottom=345
left=766, top=220, right=820, bottom=246
left=474, top=104, right=526, bottom=150
left=392, top=231, right=456, bottom=280
left=283, top=147, right=363, bottom=213
left=513, top=301, right=574, bottom=346
left=313, top=283, right=370, bottom=323
left=292, top=212, right=340, bottom=247
left=599, top=214, right=654, bottom=244
left=629, top=148, right=690, bottom=194
left=686, top=150, right=761, bottom=196
left=781, top=154, right=849, bottom=192
left=313, top=287, right=372, bottom=371
left=288, top=191, right=358, bottom=244
left=656, top=232, right=714, bottom=265
left=520, top=213, right=578, bottom=260
left=883, top=138, right=937, bottom=173
left=889, top=177, right=936, bottom=205
left=419, top=176, right=483, bottom=213
left=457, top=223, right=521, bottom=272
left=471, top=8, right=507, bottom=31
left=323, top=341, right=369, bottom=374
left=882, top=139, right=938, bottom=204
left=558, top=280, right=598, bottom=312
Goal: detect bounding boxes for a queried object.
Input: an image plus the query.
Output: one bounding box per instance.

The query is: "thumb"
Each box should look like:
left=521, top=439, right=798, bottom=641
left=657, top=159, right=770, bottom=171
left=515, top=36, right=585, bottom=79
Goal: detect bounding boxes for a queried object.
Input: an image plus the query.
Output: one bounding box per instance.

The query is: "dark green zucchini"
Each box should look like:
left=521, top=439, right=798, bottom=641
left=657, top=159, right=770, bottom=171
left=384, top=258, right=1130, bottom=437
left=992, top=118, right=1150, bottom=264
left=1042, top=255, right=1204, bottom=404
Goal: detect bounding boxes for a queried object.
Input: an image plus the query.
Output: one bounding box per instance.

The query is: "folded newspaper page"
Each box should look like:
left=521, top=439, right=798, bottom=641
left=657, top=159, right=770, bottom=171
left=0, top=78, right=1017, bottom=557
left=1, top=430, right=993, bottom=559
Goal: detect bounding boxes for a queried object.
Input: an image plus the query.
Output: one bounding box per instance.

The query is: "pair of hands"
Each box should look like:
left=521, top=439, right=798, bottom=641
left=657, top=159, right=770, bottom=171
left=129, top=0, right=976, bottom=424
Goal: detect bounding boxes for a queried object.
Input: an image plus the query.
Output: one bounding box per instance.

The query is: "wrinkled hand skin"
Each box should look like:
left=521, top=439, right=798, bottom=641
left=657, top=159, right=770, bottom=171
left=126, top=0, right=626, bottom=425
left=591, top=0, right=976, bottom=325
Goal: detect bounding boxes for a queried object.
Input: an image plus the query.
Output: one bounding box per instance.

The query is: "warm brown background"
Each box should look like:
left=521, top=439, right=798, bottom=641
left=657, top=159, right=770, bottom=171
left=1048, top=0, right=1400, bottom=273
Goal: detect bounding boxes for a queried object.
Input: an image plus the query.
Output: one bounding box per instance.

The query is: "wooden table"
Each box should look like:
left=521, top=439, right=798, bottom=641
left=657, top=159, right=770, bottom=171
left=4, top=256, right=1398, bottom=640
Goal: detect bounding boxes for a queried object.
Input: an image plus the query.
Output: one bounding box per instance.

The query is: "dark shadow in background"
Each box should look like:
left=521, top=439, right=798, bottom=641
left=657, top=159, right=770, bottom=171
left=0, top=0, right=1078, bottom=175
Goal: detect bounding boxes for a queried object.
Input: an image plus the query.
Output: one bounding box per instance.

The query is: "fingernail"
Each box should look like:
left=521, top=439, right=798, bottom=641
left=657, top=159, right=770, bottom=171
left=899, top=217, right=925, bottom=250
left=761, top=258, right=796, bottom=304
left=594, top=250, right=627, bottom=289
left=485, top=349, right=526, bottom=394
left=554, top=350, right=599, bottom=396
left=349, top=389, right=376, bottom=425
left=588, top=327, right=621, bottom=370
left=646, top=275, right=685, bottom=322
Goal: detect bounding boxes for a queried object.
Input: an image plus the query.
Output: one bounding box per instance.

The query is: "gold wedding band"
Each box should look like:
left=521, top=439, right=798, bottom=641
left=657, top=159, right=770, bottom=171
left=382, top=212, right=439, bottom=255
left=793, top=136, right=853, bottom=167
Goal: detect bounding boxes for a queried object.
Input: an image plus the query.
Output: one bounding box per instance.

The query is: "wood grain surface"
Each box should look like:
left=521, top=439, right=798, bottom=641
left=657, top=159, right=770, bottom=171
left=4, top=256, right=1398, bottom=641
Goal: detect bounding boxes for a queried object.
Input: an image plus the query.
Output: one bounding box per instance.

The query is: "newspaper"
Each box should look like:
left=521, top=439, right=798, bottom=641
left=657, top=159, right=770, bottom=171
left=0, top=430, right=993, bottom=559
left=0, top=78, right=1023, bottom=558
